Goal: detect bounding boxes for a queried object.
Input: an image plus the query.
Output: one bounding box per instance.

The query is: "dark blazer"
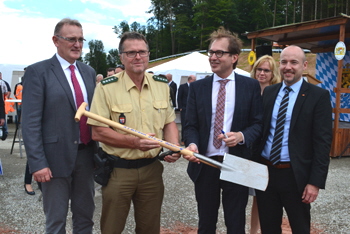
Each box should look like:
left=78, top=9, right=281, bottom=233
left=185, top=73, right=263, bottom=182
left=0, top=88, right=4, bottom=119
left=258, top=80, right=332, bottom=193
left=22, top=55, right=97, bottom=177
left=177, top=83, right=189, bottom=110
left=169, top=81, right=177, bottom=108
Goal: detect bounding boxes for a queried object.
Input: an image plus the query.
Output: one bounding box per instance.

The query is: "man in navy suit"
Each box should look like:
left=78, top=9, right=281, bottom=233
left=177, top=74, right=196, bottom=144
left=182, top=27, right=263, bottom=234
left=255, top=45, right=332, bottom=233
left=22, top=18, right=96, bottom=233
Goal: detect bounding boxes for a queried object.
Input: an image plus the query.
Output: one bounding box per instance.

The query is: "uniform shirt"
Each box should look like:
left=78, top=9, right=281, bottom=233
left=87, top=71, right=175, bottom=160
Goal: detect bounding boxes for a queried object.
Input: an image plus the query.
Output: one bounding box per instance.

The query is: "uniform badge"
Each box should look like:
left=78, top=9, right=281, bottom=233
left=119, top=113, right=126, bottom=125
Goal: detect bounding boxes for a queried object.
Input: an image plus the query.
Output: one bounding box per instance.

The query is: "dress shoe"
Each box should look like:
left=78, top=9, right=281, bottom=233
left=24, top=184, right=35, bottom=195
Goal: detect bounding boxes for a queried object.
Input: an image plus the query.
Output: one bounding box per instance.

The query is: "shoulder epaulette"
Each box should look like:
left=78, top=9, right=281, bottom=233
left=101, top=75, right=118, bottom=85
left=153, top=75, right=168, bottom=83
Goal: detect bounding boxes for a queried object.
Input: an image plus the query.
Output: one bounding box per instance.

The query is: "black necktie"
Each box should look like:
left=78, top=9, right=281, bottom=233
left=270, top=87, right=292, bottom=165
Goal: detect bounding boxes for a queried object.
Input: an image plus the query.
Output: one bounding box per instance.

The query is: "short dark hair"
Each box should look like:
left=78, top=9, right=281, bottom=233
left=118, top=32, right=149, bottom=53
left=208, top=26, right=242, bottom=69
left=54, top=18, right=82, bottom=36
left=107, top=67, right=115, bottom=72
left=116, top=64, right=125, bottom=70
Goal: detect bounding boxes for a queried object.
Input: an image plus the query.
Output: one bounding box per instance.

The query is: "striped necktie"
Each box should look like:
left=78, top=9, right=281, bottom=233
left=269, top=86, right=292, bottom=165
left=213, top=79, right=230, bottom=149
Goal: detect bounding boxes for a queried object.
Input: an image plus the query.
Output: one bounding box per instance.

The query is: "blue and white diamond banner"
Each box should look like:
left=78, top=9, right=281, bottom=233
left=316, top=51, right=350, bottom=122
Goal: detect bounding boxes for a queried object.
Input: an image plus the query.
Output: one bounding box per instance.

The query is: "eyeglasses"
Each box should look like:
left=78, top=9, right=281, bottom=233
left=120, top=50, right=150, bottom=58
left=256, top=68, right=271, bottom=73
left=207, top=50, right=231, bottom=58
left=55, top=35, right=86, bottom=44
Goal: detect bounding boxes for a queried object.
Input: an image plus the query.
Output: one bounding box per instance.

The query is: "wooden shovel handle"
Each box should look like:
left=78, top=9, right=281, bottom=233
left=75, top=102, right=217, bottom=168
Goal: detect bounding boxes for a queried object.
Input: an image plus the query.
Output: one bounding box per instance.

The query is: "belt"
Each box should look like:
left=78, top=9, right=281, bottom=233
left=112, top=156, right=157, bottom=169
left=78, top=141, right=94, bottom=150
left=210, top=155, right=224, bottom=163
left=260, top=157, right=291, bottom=169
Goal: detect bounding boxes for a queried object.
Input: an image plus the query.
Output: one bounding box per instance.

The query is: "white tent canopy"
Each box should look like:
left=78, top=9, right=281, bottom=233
left=147, top=52, right=250, bottom=86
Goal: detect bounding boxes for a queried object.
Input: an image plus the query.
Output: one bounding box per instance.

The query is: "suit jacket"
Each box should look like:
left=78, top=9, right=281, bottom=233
left=22, top=55, right=97, bottom=177
left=185, top=73, right=263, bottom=182
left=258, top=80, right=332, bottom=193
left=169, top=81, right=177, bottom=108
left=177, top=83, right=189, bottom=110
left=0, top=88, right=4, bottom=119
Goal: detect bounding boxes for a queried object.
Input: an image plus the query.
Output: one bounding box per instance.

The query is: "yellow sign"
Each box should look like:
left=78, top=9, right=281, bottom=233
left=248, top=51, right=256, bottom=65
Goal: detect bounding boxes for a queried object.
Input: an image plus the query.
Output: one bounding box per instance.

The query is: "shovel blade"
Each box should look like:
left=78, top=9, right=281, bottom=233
left=220, top=153, right=268, bottom=191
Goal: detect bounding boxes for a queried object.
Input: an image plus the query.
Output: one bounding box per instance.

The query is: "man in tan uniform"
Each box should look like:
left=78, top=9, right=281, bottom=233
left=87, top=32, right=180, bottom=234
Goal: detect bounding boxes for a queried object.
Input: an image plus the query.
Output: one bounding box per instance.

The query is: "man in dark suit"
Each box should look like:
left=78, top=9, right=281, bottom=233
left=166, top=73, right=177, bottom=108
left=0, top=88, right=4, bottom=128
left=255, top=45, right=332, bottom=234
left=182, top=27, right=263, bottom=234
left=22, top=18, right=97, bottom=233
left=177, top=74, right=196, bottom=144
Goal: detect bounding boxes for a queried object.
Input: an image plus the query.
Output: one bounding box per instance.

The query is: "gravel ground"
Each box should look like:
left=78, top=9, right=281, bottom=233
left=1, top=123, right=350, bottom=233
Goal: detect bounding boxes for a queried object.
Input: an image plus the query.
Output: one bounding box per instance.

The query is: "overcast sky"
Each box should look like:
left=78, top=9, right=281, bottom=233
left=0, top=0, right=153, bottom=66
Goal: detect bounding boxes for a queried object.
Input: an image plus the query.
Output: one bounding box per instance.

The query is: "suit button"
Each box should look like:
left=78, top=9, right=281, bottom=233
left=74, top=141, right=78, bottom=144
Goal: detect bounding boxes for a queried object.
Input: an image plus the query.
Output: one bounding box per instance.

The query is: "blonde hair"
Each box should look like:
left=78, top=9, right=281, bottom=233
left=250, top=55, right=281, bottom=85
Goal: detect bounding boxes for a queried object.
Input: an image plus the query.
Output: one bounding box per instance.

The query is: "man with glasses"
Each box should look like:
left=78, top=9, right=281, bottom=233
left=87, top=31, right=180, bottom=233
left=22, top=18, right=97, bottom=233
left=182, top=27, right=263, bottom=233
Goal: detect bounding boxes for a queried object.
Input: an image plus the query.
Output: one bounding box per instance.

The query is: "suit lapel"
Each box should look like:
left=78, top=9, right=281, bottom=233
left=50, top=56, right=76, bottom=110
left=203, top=76, right=213, bottom=128
left=290, top=80, right=309, bottom=130
left=232, top=74, right=242, bottom=129
left=263, top=83, right=282, bottom=136
left=76, top=62, right=94, bottom=105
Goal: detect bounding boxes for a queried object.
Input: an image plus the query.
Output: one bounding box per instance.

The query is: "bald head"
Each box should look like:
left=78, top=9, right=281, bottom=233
left=188, top=75, right=196, bottom=83
left=279, top=45, right=307, bottom=86
left=166, top=73, right=172, bottom=82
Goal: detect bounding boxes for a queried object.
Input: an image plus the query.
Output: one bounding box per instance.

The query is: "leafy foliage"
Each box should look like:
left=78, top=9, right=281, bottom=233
left=83, top=0, right=349, bottom=72
left=84, top=40, right=108, bottom=76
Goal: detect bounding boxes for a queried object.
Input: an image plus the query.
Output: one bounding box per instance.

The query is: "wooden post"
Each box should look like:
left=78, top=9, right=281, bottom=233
left=331, top=23, right=345, bottom=157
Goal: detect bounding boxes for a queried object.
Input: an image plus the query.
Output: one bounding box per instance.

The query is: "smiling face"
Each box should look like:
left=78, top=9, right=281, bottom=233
left=208, top=38, right=238, bottom=78
left=255, top=61, right=273, bottom=85
left=53, top=24, right=83, bottom=64
left=120, top=39, right=149, bottom=76
left=279, top=46, right=307, bottom=86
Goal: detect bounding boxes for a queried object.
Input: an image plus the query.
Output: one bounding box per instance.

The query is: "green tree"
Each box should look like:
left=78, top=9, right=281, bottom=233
left=107, top=49, right=120, bottom=68
left=113, top=20, right=131, bottom=38
left=84, top=40, right=108, bottom=75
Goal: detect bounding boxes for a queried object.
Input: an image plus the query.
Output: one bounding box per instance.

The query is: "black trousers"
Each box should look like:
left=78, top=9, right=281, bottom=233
left=194, top=163, right=248, bottom=234
left=180, top=109, right=186, bottom=142
left=256, top=167, right=311, bottom=234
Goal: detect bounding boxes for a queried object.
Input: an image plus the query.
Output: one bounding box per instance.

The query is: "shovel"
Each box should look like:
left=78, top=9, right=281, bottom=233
left=75, top=102, right=269, bottom=191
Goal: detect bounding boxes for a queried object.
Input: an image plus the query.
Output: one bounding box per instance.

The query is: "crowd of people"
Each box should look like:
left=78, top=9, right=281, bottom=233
left=0, top=17, right=332, bottom=234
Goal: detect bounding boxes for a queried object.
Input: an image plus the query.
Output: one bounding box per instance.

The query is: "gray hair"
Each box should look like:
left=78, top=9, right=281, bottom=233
left=54, top=18, right=82, bottom=35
